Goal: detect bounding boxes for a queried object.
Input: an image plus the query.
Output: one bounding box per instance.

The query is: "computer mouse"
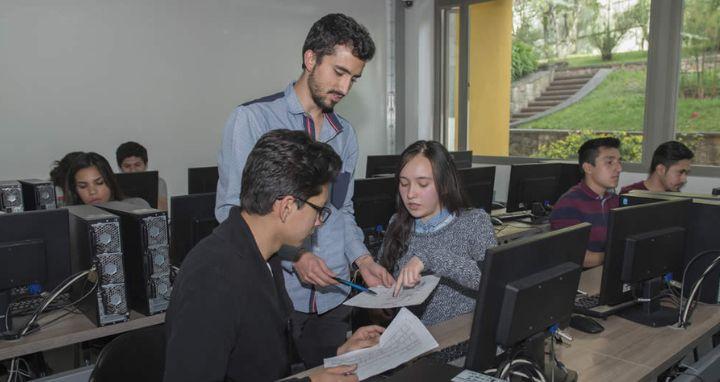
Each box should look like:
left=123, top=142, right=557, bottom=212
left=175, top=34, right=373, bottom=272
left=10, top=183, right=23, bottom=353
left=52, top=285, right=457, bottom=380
left=569, top=314, right=604, bottom=334
left=490, top=217, right=503, bottom=226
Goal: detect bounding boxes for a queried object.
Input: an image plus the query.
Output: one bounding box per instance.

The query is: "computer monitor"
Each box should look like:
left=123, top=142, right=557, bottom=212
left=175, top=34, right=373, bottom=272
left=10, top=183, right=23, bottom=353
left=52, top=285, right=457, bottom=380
left=0, top=209, right=72, bottom=329
left=505, top=163, right=565, bottom=213
left=465, top=223, right=591, bottom=374
left=115, top=171, right=159, bottom=208
left=457, top=166, right=495, bottom=213
left=621, top=191, right=720, bottom=304
left=365, top=155, right=400, bottom=178
left=449, top=150, right=473, bottom=169
left=188, top=166, right=219, bottom=194
left=170, top=193, right=219, bottom=265
left=353, top=177, right=396, bottom=231
left=598, top=198, right=690, bottom=326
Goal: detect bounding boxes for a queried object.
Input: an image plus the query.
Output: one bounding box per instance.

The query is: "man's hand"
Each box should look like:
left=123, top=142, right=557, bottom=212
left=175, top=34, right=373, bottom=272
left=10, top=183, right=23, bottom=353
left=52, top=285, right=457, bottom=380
left=337, top=325, right=384, bottom=355
left=393, top=256, right=424, bottom=297
left=293, top=252, right=338, bottom=287
left=355, top=255, right=394, bottom=288
left=309, top=365, right=358, bottom=382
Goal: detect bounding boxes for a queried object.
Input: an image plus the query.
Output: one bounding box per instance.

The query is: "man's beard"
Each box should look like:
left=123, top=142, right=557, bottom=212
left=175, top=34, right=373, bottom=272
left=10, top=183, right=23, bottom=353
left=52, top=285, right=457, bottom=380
left=308, top=70, right=336, bottom=113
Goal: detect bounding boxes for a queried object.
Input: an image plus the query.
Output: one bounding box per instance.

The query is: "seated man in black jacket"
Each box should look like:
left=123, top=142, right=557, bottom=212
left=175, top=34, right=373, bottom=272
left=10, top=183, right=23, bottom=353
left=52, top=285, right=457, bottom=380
left=164, top=129, right=383, bottom=382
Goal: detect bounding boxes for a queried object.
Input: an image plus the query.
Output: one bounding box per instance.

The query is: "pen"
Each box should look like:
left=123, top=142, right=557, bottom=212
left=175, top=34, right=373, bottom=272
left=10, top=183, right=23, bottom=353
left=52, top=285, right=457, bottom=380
left=333, top=277, right=377, bottom=295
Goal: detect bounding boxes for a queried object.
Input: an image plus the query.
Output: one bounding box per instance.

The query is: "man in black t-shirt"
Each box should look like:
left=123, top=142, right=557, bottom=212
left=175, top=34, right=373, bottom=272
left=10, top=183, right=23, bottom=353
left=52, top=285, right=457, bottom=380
left=164, top=130, right=384, bottom=382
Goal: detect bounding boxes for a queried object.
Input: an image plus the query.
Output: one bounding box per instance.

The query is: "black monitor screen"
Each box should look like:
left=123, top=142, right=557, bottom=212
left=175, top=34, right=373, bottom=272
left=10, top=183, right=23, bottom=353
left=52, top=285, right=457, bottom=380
left=506, top=163, right=564, bottom=212
left=450, top=151, right=473, bottom=169
left=599, top=198, right=690, bottom=307
left=170, top=193, right=218, bottom=265
left=365, top=155, right=400, bottom=179
left=188, top=166, right=219, bottom=194
left=457, top=166, right=495, bottom=213
left=465, top=223, right=590, bottom=372
left=115, top=171, right=158, bottom=208
left=0, top=209, right=71, bottom=293
left=353, top=177, right=397, bottom=230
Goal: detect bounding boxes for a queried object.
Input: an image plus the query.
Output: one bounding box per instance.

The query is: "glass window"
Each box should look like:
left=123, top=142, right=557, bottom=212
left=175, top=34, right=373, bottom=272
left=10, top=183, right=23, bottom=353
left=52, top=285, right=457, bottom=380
left=676, top=0, right=720, bottom=166
left=509, top=0, right=650, bottom=162
left=440, top=6, right=460, bottom=151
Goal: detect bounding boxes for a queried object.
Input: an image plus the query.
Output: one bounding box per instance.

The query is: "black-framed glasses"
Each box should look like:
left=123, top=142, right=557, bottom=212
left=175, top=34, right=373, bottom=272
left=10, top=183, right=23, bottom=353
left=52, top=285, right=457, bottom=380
left=295, top=197, right=332, bottom=223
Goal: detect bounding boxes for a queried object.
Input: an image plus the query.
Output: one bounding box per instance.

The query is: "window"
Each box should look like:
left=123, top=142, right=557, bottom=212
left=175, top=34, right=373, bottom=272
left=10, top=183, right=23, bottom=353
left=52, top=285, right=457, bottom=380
left=676, top=0, right=720, bottom=166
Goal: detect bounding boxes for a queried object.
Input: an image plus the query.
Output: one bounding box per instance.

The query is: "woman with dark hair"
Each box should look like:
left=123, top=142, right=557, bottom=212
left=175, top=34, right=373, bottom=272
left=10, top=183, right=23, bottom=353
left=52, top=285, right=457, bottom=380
left=64, top=152, right=125, bottom=206
left=378, top=141, right=496, bottom=327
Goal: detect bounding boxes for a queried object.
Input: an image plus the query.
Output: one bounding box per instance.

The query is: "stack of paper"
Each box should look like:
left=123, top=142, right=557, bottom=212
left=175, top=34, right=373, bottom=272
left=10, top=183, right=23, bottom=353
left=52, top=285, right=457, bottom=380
left=323, top=307, right=439, bottom=381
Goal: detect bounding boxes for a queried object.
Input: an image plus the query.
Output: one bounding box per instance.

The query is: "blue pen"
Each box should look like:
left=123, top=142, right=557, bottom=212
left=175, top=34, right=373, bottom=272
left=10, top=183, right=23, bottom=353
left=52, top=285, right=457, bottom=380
left=333, top=277, right=377, bottom=295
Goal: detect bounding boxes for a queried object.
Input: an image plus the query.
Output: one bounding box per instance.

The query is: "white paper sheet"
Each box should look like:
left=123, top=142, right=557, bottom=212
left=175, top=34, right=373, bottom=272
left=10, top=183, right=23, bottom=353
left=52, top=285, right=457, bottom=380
left=343, top=275, right=441, bottom=309
left=323, top=307, right=439, bottom=380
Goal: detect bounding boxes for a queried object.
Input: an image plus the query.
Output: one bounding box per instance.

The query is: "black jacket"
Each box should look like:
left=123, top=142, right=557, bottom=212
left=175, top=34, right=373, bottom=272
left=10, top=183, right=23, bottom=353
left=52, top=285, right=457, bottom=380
left=164, top=207, right=306, bottom=382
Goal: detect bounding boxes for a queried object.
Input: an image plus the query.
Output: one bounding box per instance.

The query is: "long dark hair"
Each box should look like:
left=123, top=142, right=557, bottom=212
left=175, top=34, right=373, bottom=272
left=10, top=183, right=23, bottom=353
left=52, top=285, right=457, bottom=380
left=65, top=152, right=124, bottom=206
left=379, top=141, right=469, bottom=273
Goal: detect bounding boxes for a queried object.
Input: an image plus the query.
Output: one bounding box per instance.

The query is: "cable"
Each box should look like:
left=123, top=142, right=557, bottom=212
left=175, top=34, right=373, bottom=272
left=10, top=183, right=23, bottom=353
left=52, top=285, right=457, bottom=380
left=679, top=250, right=720, bottom=324
left=680, top=252, right=720, bottom=326
left=19, top=269, right=92, bottom=337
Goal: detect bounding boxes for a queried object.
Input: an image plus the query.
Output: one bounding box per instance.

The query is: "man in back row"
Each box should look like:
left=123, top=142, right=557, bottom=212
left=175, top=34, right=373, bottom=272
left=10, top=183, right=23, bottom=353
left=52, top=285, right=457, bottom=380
left=620, top=140, right=694, bottom=194
left=214, top=13, right=393, bottom=367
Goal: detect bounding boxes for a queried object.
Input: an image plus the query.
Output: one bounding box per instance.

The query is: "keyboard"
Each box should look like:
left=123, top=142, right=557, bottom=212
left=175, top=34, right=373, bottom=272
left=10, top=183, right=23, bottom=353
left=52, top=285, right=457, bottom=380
left=493, top=210, right=534, bottom=222
left=9, top=293, right=72, bottom=316
left=573, top=293, right=637, bottom=318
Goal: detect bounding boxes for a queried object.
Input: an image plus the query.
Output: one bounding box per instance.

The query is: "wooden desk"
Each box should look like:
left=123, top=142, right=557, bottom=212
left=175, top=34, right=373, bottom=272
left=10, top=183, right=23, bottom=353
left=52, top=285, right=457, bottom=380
left=557, top=267, right=720, bottom=381
left=0, top=311, right=164, bottom=360
left=289, top=267, right=720, bottom=381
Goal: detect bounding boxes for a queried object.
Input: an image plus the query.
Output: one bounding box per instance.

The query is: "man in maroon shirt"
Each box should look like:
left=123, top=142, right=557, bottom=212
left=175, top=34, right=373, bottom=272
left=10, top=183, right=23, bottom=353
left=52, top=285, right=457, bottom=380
left=550, top=137, right=623, bottom=268
left=620, top=141, right=694, bottom=194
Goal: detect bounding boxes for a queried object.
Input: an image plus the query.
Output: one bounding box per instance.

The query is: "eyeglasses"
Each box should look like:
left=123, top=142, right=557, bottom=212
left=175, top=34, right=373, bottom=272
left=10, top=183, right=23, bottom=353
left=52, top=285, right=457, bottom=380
left=295, top=197, right=332, bottom=223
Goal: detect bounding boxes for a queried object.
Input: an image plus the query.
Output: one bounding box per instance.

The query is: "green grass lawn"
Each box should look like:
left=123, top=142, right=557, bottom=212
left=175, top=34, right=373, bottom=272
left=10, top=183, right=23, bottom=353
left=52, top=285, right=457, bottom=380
left=517, top=68, right=720, bottom=133
left=561, top=50, right=648, bottom=68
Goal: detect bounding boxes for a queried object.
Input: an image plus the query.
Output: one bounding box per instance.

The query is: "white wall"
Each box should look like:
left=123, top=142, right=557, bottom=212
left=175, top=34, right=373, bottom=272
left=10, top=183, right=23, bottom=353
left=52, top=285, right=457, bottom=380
left=0, top=0, right=387, bottom=197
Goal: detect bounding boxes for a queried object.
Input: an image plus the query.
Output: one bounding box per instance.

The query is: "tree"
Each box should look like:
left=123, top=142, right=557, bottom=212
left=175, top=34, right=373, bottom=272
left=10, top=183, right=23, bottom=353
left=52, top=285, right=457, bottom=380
left=588, top=2, right=636, bottom=61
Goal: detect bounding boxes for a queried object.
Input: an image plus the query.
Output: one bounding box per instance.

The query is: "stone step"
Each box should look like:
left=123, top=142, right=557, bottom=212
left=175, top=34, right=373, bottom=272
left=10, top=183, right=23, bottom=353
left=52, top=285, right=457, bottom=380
left=554, top=73, right=595, bottom=81
left=551, top=78, right=589, bottom=86
left=546, top=84, right=584, bottom=92
left=542, top=89, right=576, bottom=97
left=535, top=95, right=569, bottom=101
left=528, top=100, right=562, bottom=107
left=521, top=106, right=551, bottom=113
left=512, top=112, right=536, bottom=118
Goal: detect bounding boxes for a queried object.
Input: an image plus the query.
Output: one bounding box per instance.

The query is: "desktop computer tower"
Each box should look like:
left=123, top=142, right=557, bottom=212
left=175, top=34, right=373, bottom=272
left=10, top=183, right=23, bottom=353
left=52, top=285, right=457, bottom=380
left=97, top=201, right=171, bottom=315
left=0, top=180, right=24, bottom=213
left=67, top=205, right=130, bottom=326
left=19, top=179, right=56, bottom=210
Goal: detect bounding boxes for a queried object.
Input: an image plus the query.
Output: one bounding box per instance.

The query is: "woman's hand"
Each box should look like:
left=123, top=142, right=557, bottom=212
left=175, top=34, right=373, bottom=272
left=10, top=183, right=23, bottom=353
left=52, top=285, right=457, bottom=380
left=393, top=256, right=424, bottom=297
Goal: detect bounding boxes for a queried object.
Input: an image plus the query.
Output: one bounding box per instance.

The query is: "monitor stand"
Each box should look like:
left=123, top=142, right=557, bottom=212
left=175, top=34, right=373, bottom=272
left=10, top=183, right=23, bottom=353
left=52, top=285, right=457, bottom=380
left=618, top=277, right=678, bottom=327
left=525, top=335, right=579, bottom=382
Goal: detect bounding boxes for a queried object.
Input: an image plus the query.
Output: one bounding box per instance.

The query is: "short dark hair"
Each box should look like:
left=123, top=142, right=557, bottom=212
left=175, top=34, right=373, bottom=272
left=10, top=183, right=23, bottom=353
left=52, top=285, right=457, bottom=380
left=649, top=141, right=694, bottom=174
left=65, top=152, right=124, bottom=205
left=301, top=13, right=375, bottom=70
left=578, top=137, right=621, bottom=174
left=240, top=130, right=341, bottom=215
left=116, top=141, right=148, bottom=167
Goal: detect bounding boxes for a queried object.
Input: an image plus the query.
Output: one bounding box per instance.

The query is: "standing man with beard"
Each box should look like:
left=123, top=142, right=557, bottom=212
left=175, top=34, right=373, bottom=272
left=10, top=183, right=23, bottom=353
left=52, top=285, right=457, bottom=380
left=215, top=13, right=394, bottom=368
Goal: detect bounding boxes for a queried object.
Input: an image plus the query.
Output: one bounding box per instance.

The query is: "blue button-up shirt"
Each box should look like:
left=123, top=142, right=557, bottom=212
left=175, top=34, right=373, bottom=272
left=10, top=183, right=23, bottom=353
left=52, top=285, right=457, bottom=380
left=215, top=83, right=369, bottom=313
